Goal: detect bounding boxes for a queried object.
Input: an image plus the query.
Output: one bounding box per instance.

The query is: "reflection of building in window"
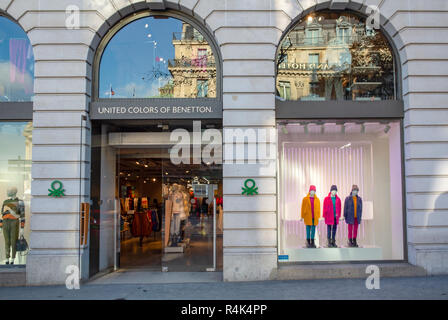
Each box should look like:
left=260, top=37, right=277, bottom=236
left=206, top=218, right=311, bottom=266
left=164, top=23, right=216, bottom=98
left=197, top=79, right=209, bottom=98
left=276, top=13, right=395, bottom=101
left=278, top=81, right=291, bottom=100
left=308, top=53, right=319, bottom=65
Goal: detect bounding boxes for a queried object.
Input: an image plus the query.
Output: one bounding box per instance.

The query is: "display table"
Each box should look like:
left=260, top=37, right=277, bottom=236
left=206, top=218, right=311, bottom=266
left=280, top=246, right=382, bottom=262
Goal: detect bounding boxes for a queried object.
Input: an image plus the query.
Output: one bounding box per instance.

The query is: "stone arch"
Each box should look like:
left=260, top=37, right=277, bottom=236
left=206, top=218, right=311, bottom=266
left=86, top=1, right=223, bottom=101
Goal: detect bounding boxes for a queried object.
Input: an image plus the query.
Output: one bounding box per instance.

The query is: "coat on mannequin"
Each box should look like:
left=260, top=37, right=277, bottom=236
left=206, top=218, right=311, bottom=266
left=300, top=185, right=320, bottom=248
left=323, top=185, right=342, bottom=248
left=344, top=184, right=363, bottom=247
left=0, top=187, right=25, bottom=265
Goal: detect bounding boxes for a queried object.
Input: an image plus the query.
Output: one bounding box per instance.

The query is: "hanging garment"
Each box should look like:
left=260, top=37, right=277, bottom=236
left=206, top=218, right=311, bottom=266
left=141, top=197, right=149, bottom=209
left=131, top=211, right=152, bottom=237
left=151, top=210, right=158, bottom=231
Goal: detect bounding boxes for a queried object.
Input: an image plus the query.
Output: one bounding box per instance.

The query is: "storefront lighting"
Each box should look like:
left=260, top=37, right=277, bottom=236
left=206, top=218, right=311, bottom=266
left=340, top=143, right=351, bottom=150
left=152, top=178, right=156, bottom=182
left=136, top=161, right=140, bottom=165
left=144, top=164, right=148, bottom=168
left=307, top=16, right=313, bottom=23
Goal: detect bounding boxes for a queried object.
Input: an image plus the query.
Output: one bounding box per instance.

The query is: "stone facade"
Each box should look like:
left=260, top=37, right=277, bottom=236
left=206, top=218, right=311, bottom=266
left=0, top=0, right=447, bottom=285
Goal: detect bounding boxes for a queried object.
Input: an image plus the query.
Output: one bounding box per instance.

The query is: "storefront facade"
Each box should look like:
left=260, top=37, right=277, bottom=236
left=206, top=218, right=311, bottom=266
left=0, top=0, right=447, bottom=286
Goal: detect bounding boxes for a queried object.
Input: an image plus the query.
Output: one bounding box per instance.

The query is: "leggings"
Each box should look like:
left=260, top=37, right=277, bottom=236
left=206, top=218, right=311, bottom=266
left=327, top=223, right=337, bottom=240
left=306, top=219, right=316, bottom=240
left=348, top=218, right=359, bottom=239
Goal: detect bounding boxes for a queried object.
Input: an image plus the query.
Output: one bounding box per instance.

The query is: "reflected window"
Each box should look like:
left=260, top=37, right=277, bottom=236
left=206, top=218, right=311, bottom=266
left=0, top=16, right=34, bottom=102
left=99, top=16, right=216, bottom=99
left=276, top=12, right=396, bottom=101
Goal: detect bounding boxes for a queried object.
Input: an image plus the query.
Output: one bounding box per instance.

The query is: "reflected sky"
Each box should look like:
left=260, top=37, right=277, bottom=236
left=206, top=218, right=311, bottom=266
left=0, top=17, right=34, bottom=102
left=99, top=16, right=182, bottom=98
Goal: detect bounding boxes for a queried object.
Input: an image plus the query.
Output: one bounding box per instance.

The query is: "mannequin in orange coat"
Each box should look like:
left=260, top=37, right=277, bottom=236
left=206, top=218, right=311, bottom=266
left=300, top=185, right=321, bottom=248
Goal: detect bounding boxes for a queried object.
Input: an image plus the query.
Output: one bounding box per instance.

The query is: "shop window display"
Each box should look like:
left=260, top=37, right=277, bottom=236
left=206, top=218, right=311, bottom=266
left=277, top=120, right=404, bottom=262
left=276, top=12, right=396, bottom=101
left=0, top=16, right=34, bottom=102
left=0, top=122, right=32, bottom=265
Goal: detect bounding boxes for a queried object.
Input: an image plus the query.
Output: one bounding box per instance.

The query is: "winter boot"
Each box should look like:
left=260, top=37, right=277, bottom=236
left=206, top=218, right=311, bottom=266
left=306, top=239, right=311, bottom=248
left=327, top=238, right=332, bottom=248
left=348, top=238, right=353, bottom=247
left=332, top=239, right=338, bottom=248
left=353, top=238, right=359, bottom=247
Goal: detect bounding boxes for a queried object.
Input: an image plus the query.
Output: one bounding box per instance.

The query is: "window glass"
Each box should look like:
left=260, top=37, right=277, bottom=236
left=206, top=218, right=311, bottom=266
left=277, top=12, right=395, bottom=101
left=277, top=120, right=404, bottom=262
left=0, top=122, right=32, bottom=265
left=0, top=17, right=34, bottom=102
left=99, top=16, right=216, bottom=99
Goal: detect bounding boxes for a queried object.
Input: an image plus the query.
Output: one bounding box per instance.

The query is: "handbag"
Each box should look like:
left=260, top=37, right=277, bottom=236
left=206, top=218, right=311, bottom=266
left=16, top=235, right=29, bottom=254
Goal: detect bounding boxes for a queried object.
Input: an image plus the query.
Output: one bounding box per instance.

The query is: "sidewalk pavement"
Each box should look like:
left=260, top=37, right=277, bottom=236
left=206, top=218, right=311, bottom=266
left=0, top=275, right=447, bottom=300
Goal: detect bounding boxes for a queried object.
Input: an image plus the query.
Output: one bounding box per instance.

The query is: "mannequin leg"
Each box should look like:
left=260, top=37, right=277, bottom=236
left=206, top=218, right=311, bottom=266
left=353, top=218, right=359, bottom=247
left=332, top=223, right=338, bottom=247
left=3, top=220, right=11, bottom=262
left=11, top=220, right=20, bottom=263
left=305, top=225, right=311, bottom=247
left=310, top=225, right=316, bottom=248
left=326, top=224, right=332, bottom=247
left=348, top=224, right=353, bottom=247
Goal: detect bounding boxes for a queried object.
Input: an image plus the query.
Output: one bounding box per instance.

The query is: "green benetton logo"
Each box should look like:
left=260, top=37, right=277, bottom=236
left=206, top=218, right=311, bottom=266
left=241, top=179, right=258, bottom=195
left=48, top=180, right=65, bottom=198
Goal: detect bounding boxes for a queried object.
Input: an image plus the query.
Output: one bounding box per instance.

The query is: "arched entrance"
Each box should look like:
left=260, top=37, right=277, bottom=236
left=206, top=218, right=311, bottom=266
left=88, top=10, right=223, bottom=278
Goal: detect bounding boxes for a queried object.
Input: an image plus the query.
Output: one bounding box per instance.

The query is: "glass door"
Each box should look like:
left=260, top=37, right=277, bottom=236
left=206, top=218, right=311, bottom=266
left=161, top=159, right=221, bottom=272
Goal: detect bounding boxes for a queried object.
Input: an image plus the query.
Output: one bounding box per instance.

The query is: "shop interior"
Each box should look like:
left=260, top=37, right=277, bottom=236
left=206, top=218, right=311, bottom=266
left=90, top=120, right=223, bottom=274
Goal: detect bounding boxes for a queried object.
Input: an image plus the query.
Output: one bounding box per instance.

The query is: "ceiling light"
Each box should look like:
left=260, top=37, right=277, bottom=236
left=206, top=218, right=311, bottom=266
left=307, top=16, right=313, bottom=23
left=153, top=178, right=156, bottom=182
left=144, top=164, right=148, bottom=168
left=136, top=161, right=140, bottom=165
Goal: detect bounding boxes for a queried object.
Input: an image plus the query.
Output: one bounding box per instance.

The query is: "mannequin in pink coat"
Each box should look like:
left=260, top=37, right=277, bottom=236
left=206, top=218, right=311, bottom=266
left=323, top=185, right=343, bottom=248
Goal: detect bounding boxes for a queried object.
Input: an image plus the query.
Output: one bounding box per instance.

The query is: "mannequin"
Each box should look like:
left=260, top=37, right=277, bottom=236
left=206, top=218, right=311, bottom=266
left=323, top=185, right=342, bottom=248
left=169, top=184, right=185, bottom=246
left=0, top=187, right=25, bottom=265
left=344, top=185, right=363, bottom=247
left=300, top=185, right=320, bottom=248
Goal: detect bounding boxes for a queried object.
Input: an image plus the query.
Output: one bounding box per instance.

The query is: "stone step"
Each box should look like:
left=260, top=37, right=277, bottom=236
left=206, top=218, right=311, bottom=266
left=272, top=263, right=427, bottom=280
left=0, top=267, right=26, bottom=287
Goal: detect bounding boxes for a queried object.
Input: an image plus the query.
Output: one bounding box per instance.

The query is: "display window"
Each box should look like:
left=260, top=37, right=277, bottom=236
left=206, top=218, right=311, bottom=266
left=99, top=15, right=216, bottom=99
left=0, top=122, right=32, bottom=265
left=0, top=16, right=34, bottom=102
left=277, top=120, right=404, bottom=262
left=276, top=12, right=396, bottom=102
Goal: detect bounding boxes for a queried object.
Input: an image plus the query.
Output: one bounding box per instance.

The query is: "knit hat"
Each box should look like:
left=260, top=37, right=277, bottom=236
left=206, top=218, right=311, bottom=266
left=330, top=185, right=338, bottom=192
left=309, top=185, right=316, bottom=192
left=351, top=185, right=359, bottom=191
